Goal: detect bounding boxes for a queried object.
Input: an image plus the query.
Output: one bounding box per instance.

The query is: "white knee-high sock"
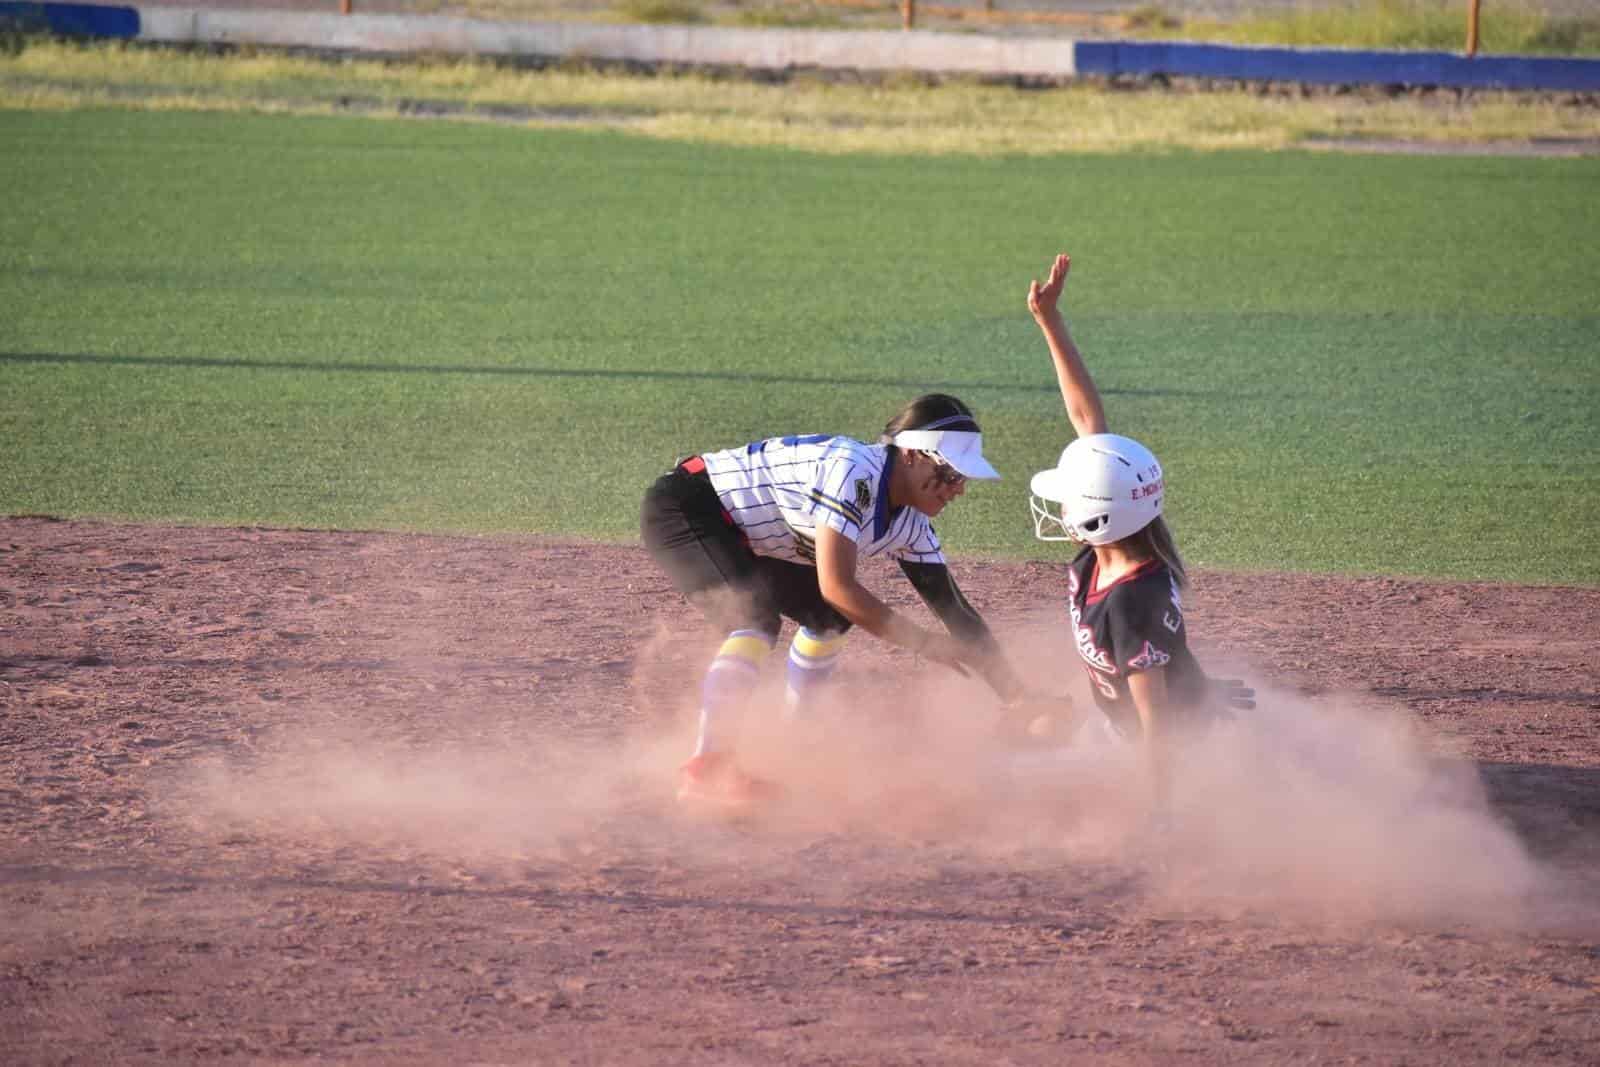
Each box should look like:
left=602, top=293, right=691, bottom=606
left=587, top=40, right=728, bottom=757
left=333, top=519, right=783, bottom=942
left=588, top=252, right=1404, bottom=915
left=783, top=627, right=847, bottom=719
left=693, top=629, right=774, bottom=757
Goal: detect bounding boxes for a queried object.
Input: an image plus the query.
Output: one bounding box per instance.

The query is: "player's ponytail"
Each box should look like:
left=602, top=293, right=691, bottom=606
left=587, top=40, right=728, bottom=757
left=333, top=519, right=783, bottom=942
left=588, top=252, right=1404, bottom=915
left=881, top=394, right=980, bottom=448
left=1136, top=516, right=1188, bottom=590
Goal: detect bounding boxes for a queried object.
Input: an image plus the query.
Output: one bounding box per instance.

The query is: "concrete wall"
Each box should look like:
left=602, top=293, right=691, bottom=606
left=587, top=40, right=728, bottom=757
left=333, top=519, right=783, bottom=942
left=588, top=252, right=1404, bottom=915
left=135, top=8, right=1081, bottom=78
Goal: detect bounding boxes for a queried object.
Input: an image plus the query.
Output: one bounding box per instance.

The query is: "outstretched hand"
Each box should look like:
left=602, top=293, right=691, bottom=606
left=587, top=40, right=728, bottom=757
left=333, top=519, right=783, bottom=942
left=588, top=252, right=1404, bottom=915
left=1210, top=677, right=1256, bottom=712
left=995, top=691, right=1079, bottom=747
left=1027, top=252, right=1071, bottom=322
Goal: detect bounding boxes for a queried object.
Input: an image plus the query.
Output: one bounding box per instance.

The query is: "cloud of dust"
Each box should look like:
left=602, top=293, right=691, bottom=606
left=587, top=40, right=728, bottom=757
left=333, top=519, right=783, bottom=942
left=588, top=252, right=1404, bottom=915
left=181, top=616, right=714, bottom=870
left=726, top=630, right=1550, bottom=926
left=181, top=615, right=1552, bottom=928
left=186, top=730, right=645, bottom=861
left=1154, top=672, right=1545, bottom=924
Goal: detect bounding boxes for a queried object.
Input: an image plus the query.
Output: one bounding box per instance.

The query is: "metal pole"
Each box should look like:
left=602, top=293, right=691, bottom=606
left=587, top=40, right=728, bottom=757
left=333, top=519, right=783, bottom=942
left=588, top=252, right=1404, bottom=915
left=1466, top=0, right=1480, bottom=57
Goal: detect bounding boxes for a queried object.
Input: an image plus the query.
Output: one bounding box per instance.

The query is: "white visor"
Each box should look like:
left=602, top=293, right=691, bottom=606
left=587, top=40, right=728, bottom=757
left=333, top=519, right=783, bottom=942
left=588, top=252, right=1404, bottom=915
left=892, top=429, right=1001, bottom=480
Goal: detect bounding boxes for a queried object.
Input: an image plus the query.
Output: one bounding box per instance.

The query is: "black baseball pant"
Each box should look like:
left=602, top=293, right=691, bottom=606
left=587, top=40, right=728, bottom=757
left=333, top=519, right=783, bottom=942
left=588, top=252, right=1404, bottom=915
left=639, top=461, right=851, bottom=641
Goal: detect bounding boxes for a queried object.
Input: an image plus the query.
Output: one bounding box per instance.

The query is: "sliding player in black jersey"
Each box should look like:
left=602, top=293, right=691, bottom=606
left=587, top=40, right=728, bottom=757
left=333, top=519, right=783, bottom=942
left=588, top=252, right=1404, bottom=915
left=1024, top=252, right=1253, bottom=806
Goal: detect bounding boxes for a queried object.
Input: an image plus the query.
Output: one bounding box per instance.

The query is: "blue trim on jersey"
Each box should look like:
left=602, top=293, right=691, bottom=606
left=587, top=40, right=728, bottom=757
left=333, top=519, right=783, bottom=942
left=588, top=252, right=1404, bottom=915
left=741, top=434, right=831, bottom=455
left=873, top=449, right=896, bottom=541
left=741, top=433, right=831, bottom=456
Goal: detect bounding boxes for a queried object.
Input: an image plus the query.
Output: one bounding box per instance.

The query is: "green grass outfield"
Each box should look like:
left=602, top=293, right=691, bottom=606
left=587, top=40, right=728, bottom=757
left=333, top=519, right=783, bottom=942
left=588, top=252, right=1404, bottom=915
left=2, top=109, right=1597, bottom=584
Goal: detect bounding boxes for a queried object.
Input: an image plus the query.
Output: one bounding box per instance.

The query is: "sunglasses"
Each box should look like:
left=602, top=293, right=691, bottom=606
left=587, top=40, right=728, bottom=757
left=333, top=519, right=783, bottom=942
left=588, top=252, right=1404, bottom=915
left=927, top=456, right=967, bottom=487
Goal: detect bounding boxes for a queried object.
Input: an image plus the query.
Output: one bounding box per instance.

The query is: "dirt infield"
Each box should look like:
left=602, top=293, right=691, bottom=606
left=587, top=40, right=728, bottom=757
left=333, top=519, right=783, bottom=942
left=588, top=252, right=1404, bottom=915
left=3, top=516, right=1598, bottom=1064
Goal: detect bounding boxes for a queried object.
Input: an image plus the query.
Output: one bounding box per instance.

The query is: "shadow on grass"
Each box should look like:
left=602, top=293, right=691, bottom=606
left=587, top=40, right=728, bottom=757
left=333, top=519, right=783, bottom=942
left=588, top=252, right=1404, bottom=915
left=0, top=350, right=1213, bottom=399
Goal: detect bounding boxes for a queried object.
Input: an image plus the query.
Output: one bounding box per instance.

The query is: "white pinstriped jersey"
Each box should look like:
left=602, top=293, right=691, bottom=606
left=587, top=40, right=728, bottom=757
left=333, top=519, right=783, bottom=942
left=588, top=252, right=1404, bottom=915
left=699, top=435, right=945, bottom=566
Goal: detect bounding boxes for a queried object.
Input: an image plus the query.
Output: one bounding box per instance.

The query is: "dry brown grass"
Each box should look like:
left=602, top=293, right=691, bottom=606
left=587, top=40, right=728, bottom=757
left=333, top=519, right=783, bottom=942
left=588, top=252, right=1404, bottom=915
left=3, top=39, right=1597, bottom=154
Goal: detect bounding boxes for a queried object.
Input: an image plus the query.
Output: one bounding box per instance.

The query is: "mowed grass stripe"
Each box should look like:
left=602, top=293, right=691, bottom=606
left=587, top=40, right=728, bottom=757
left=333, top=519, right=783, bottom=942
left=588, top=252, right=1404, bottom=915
left=2, top=110, right=1597, bottom=583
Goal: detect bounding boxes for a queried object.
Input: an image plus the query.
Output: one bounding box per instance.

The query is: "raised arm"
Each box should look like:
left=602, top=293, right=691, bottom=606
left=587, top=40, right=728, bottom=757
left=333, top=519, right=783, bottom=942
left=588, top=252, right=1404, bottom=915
left=1028, top=253, right=1108, bottom=437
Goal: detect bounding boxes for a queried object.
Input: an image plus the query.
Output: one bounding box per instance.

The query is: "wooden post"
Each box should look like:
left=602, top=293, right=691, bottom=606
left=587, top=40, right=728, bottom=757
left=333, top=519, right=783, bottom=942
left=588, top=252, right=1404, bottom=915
left=901, top=0, right=914, bottom=30
left=340, top=0, right=351, bottom=14
left=1465, top=0, right=1480, bottom=57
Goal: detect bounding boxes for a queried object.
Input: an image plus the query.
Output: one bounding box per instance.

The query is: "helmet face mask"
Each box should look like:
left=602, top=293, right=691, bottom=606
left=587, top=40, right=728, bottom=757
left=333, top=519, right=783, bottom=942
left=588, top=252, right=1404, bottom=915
left=1029, top=434, right=1165, bottom=547
left=1028, top=493, right=1080, bottom=542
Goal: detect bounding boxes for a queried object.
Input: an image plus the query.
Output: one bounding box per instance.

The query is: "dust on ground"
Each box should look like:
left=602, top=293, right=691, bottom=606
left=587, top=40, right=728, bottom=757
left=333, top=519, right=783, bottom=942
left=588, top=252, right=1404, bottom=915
left=2, top=516, right=1598, bottom=1064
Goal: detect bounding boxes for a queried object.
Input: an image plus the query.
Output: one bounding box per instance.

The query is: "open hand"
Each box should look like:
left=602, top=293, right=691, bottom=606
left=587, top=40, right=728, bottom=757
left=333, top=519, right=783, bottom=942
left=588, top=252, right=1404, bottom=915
left=1027, top=252, right=1071, bottom=322
left=1210, top=677, right=1256, bottom=712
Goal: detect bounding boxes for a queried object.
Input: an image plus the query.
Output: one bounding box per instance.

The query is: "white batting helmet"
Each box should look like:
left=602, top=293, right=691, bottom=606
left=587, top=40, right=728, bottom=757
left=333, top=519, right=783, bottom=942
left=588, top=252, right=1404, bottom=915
left=1029, top=433, right=1164, bottom=545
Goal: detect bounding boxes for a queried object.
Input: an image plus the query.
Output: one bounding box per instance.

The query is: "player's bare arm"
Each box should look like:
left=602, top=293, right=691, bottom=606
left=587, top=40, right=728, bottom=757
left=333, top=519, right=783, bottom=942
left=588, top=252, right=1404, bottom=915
left=1029, top=252, right=1108, bottom=438
left=814, top=525, right=970, bottom=674
left=1127, top=666, right=1175, bottom=809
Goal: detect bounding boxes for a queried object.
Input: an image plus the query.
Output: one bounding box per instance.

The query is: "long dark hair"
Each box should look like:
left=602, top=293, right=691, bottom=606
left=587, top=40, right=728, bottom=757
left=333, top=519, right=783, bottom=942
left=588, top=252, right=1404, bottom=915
left=1126, top=516, right=1187, bottom=589
left=880, top=394, right=980, bottom=446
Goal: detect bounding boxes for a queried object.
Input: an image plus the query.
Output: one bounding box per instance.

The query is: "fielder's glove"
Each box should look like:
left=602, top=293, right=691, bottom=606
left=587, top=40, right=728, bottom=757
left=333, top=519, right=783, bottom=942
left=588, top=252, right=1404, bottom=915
left=996, top=692, right=1078, bottom=746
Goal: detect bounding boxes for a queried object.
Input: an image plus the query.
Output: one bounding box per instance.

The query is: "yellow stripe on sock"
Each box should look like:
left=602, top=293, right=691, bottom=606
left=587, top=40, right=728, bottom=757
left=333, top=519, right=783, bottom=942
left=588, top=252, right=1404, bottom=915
left=716, top=635, right=771, bottom=666
left=793, top=630, right=847, bottom=658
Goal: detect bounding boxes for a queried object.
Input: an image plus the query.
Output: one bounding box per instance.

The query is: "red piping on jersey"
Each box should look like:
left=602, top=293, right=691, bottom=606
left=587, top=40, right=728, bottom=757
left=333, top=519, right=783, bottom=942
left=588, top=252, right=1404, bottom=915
left=1084, top=556, right=1163, bottom=606
left=679, top=455, right=707, bottom=475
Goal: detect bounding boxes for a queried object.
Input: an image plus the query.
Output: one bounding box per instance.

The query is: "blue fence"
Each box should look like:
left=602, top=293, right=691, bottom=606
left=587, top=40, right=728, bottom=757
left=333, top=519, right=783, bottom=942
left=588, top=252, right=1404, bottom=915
left=1075, top=41, right=1600, bottom=93
left=0, top=2, right=139, bottom=38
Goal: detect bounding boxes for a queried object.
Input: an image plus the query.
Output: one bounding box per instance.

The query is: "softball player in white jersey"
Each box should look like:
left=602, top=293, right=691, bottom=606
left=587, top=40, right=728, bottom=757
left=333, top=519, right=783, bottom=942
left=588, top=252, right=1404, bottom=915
left=641, top=393, right=1031, bottom=808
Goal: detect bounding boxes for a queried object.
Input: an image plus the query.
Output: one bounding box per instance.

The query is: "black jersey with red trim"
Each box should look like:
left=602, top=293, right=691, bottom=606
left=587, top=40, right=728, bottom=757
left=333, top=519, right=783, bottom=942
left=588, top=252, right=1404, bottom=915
left=1065, top=547, right=1208, bottom=736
